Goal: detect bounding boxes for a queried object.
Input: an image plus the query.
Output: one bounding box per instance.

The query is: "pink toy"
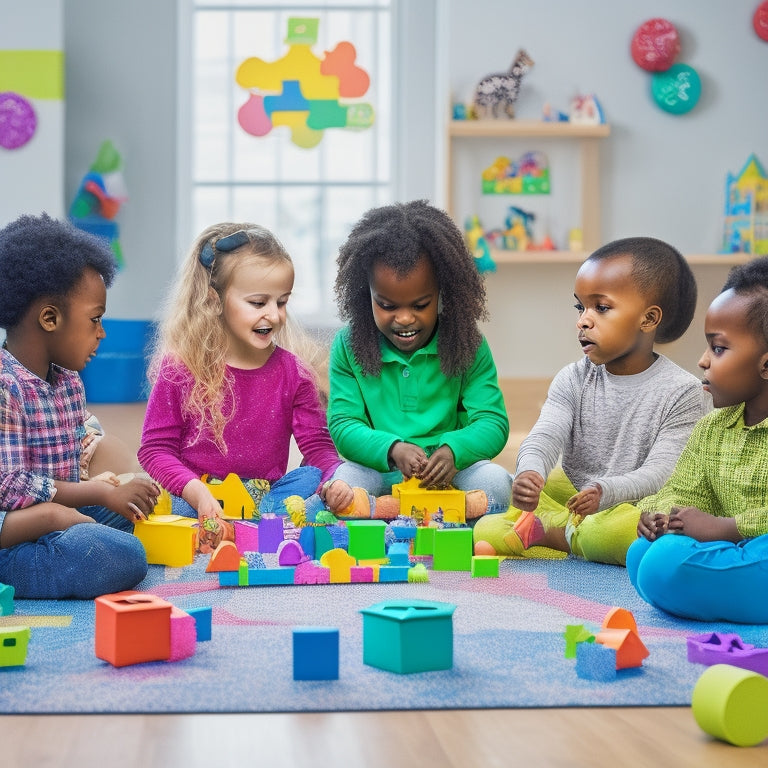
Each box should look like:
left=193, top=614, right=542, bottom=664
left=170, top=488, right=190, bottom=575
left=630, top=18, right=680, bottom=72
left=169, top=606, right=197, bottom=662
left=233, top=520, right=259, bottom=552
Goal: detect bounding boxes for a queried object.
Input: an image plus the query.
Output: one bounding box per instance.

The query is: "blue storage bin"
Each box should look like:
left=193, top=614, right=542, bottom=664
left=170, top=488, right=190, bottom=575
left=81, top=319, right=155, bottom=403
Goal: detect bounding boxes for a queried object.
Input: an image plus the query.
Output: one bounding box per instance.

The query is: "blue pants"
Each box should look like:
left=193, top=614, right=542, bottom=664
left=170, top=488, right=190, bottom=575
left=0, top=505, right=147, bottom=600
left=627, top=533, right=768, bottom=624
left=331, top=459, right=512, bottom=515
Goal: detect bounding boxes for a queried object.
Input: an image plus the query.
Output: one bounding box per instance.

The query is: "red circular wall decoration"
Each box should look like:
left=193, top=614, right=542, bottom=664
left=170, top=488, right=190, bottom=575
left=631, top=18, right=681, bottom=71
left=755, top=1, right=768, bottom=42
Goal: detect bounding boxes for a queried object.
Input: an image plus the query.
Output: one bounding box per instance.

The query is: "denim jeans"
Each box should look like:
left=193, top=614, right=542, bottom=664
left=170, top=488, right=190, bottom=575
left=331, top=459, right=512, bottom=515
left=0, top=505, right=148, bottom=599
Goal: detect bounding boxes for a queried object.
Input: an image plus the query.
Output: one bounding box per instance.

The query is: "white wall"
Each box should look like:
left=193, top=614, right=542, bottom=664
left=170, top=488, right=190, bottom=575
left=441, top=0, right=768, bottom=377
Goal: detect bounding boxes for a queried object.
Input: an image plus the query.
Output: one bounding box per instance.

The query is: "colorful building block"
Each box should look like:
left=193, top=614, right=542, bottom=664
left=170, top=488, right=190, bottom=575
left=319, top=548, right=356, bottom=583
left=563, top=624, right=595, bottom=659
left=378, top=566, right=410, bottom=582
left=205, top=540, right=241, bottom=572
left=595, top=607, right=648, bottom=669
left=313, top=526, right=335, bottom=559
left=169, top=606, right=197, bottom=662
left=293, top=627, right=339, bottom=680
left=258, top=516, right=284, bottom=553
left=0, top=582, right=14, bottom=616
left=387, top=541, right=411, bottom=567
left=692, top=663, right=768, bottom=747
left=350, top=566, right=374, bottom=583
left=277, top=539, right=305, bottom=565
left=432, top=528, right=473, bottom=571
left=346, top=520, right=387, bottom=561
left=390, top=525, right=416, bottom=540
left=471, top=555, right=500, bottom=577
left=576, top=641, right=616, bottom=681
left=202, top=472, right=256, bottom=519
left=247, top=567, right=296, bottom=585
left=233, top=520, right=259, bottom=552
left=0, top=626, right=30, bottom=667
left=360, top=599, right=456, bottom=674
left=133, top=514, right=197, bottom=567
left=413, top=526, right=435, bottom=555
left=95, top=591, right=172, bottom=667
left=391, top=477, right=466, bottom=524
left=218, top=570, right=240, bottom=586
left=294, top=560, right=330, bottom=584
left=186, top=606, right=212, bottom=642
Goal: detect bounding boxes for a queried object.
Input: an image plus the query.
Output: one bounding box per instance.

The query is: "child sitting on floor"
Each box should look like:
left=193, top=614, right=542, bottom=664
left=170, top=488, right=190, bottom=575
left=628, top=257, right=768, bottom=623
left=0, top=214, right=158, bottom=599
left=327, top=200, right=511, bottom=520
left=138, top=222, right=356, bottom=551
left=473, top=237, right=711, bottom=564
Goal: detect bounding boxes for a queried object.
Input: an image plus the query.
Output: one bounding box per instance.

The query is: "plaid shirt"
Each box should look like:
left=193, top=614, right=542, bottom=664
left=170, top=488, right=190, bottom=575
left=639, top=403, right=768, bottom=538
left=0, top=348, right=86, bottom=510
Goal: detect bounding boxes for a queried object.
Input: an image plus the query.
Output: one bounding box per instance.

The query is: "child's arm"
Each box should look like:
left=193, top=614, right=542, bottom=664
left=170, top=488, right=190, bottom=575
left=667, top=506, right=742, bottom=542
left=512, top=469, right=546, bottom=511
left=50, top=476, right=160, bottom=522
left=0, top=504, right=93, bottom=549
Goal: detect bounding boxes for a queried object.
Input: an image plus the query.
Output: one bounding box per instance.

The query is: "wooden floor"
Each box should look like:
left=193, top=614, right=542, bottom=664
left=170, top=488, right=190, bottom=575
left=4, top=380, right=766, bottom=766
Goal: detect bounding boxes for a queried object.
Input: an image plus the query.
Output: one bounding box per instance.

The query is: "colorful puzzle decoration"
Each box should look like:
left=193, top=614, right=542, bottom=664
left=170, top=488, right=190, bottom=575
left=235, top=17, right=374, bottom=149
left=721, top=153, right=768, bottom=255
left=69, top=140, right=128, bottom=268
left=481, top=151, right=550, bottom=195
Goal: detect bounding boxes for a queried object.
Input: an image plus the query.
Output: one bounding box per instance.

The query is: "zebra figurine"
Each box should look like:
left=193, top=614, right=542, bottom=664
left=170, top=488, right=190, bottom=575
left=473, top=50, right=534, bottom=119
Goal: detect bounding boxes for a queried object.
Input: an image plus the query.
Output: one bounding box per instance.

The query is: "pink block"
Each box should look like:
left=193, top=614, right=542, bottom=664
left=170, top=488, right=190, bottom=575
left=258, top=516, right=284, bottom=553
left=234, top=521, right=259, bottom=552
left=169, top=606, right=196, bottom=662
left=350, top=566, right=374, bottom=583
left=294, top=560, right=331, bottom=585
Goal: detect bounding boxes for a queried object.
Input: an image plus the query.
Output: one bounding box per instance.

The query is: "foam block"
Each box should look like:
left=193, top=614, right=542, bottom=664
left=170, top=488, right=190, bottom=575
left=293, top=627, right=339, bottom=680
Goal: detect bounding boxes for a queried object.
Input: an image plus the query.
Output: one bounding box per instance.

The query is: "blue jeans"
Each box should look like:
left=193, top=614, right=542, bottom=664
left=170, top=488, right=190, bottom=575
left=331, top=459, right=512, bottom=515
left=627, top=533, right=768, bottom=623
left=0, top=505, right=148, bottom=599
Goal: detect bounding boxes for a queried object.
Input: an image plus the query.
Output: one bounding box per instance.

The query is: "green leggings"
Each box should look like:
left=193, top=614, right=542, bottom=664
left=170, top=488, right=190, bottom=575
left=472, top=468, right=641, bottom=566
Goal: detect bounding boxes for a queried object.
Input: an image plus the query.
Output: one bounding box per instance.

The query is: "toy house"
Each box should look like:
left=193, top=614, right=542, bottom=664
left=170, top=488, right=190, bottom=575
left=721, top=153, right=768, bottom=255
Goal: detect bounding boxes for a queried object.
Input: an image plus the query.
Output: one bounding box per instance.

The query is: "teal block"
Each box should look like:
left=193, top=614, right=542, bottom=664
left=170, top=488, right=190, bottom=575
left=346, top=520, right=387, bottom=561
left=248, top=567, right=296, bottom=585
left=360, top=599, right=456, bottom=674
left=186, top=606, right=212, bottom=642
left=432, top=528, right=473, bottom=571
left=387, top=541, right=411, bottom=566
left=378, top=565, right=410, bottom=582
left=0, top=583, right=14, bottom=616
left=218, top=571, right=239, bottom=586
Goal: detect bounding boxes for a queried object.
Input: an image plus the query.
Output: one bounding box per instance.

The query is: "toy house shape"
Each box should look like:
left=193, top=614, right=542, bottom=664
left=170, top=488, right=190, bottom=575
left=722, top=154, right=768, bottom=255
left=0, top=626, right=31, bottom=667
left=202, top=473, right=256, bottom=519
left=391, top=477, right=466, bottom=524
left=360, top=599, right=456, bottom=674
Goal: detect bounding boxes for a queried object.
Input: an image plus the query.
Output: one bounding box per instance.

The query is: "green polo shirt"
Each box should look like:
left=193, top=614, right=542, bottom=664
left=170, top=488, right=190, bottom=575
left=639, top=404, right=768, bottom=538
left=328, top=327, right=509, bottom=472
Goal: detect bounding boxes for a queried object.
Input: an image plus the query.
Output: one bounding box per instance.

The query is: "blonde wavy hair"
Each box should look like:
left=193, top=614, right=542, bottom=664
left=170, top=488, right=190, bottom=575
left=148, top=222, right=329, bottom=450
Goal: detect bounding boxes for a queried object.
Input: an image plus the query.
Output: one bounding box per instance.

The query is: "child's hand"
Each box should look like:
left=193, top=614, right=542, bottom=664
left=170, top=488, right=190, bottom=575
left=419, top=446, right=457, bottom=489
left=101, top=476, right=161, bottom=522
left=388, top=441, right=428, bottom=479
left=323, top=479, right=355, bottom=514
left=512, top=470, right=545, bottom=511
left=89, top=471, right=121, bottom=487
left=637, top=510, right=668, bottom=540
left=667, top=506, right=741, bottom=542
left=566, top=484, right=602, bottom=517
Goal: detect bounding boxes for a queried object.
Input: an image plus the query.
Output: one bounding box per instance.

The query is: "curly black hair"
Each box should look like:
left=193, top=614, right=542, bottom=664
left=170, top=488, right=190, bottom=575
left=0, top=213, right=116, bottom=330
left=334, top=200, right=487, bottom=376
left=586, top=236, right=696, bottom=344
left=721, top=255, right=768, bottom=346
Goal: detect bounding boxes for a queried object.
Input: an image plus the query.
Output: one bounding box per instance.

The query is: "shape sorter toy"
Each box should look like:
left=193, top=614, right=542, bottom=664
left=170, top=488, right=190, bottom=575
left=0, top=626, right=30, bottom=668
left=293, top=627, right=339, bottom=680
left=391, top=477, right=466, bottom=524
left=133, top=514, right=197, bottom=567
left=360, top=599, right=456, bottom=674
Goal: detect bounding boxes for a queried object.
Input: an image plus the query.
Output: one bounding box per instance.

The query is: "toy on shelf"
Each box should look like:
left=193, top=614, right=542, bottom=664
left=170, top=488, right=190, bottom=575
left=721, top=153, right=768, bottom=255
left=69, top=139, right=127, bottom=269
left=465, top=215, right=497, bottom=273
left=481, top=151, right=550, bottom=195
left=569, top=94, right=605, bottom=125
left=235, top=17, right=374, bottom=148
left=472, top=49, right=534, bottom=120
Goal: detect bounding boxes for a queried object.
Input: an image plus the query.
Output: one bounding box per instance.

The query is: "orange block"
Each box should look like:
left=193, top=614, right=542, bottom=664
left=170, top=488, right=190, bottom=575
left=205, top=540, right=242, bottom=572
left=595, top=627, right=649, bottom=670
left=95, top=591, right=172, bottom=667
left=602, top=606, right=639, bottom=633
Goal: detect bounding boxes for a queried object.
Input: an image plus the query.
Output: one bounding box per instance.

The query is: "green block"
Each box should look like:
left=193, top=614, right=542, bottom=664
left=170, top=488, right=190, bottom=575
left=0, top=626, right=31, bottom=667
left=432, top=528, right=473, bottom=571
left=413, top=526, right=435, bottom=555
left=470, top=555, right=499, bottom=578
left=346, top=520, right=386, bottom=561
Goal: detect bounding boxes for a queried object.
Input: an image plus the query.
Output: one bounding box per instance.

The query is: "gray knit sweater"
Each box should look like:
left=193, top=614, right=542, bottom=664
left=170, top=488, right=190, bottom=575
left=515, top=354, right=711, bottom=509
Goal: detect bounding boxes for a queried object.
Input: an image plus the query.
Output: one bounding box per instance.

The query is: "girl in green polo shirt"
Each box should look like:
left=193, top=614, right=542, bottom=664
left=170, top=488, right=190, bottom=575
left=327, top=200, right=511, bottom=521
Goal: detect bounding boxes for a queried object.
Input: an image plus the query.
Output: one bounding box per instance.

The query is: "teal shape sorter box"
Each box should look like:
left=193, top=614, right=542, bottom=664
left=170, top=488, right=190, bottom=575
left=360, top=599, right=456, bottom=674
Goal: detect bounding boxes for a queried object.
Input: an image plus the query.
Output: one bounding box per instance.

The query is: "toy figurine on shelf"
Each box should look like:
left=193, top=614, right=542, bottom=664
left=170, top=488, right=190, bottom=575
left=472, top=49, right=534, bottom=119
left=464, top=215, right=496, bottom=273
left=503, top=206, right=535, bottom=250
left=569, top=94, right=605, bottom=125
left=542, top=102, right=569, bottom=122
left=481, top=151, right=550, bottom=195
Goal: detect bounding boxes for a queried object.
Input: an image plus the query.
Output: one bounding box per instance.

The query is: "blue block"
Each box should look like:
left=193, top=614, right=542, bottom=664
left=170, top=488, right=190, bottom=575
left=390, top=525, right=416, bottom=540
left=378, top=565, right=410, bottom=582
left=186, top=606, right=212, bottom=642
left=387, top=541, right=411, bottom=566
left=218, top=571, right=239, bottom=586
left=293, top=627, right=339, bottom=680
left=248, top=567, right=296, bottom=585
left=298, top=526, right=315, bottom=559
left=576, top=642, right=617, bottom=681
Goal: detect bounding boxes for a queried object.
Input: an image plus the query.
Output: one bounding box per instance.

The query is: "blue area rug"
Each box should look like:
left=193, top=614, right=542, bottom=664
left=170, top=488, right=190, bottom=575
left=2, top=555, right=767, bottom=714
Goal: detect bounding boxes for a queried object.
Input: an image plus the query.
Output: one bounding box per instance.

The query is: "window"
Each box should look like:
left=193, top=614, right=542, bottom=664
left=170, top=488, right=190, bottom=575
left=187, top=1, right=393, bottom=325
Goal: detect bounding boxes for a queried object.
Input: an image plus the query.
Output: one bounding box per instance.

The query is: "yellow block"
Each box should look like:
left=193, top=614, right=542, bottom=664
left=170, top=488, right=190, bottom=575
left=134, top=514, right=197, bottom=567
left=391, top=477, right=466, bottom=524
left=202, top=473, right=255, bottom=520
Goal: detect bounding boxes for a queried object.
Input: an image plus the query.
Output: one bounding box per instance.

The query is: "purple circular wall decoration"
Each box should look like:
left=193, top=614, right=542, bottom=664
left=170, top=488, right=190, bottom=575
left=0, top=92, right=37, bottom=150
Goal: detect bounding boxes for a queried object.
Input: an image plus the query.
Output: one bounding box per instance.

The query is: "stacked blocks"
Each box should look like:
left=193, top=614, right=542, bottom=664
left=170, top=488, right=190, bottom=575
left=293, top=627, right=339, bottom=680
left=258, top=516, right=284, bottom=553
left=413, top=526, right=435, bottom=555
left=202, top=473, right=255, bottom=519
left=360, top=599, right=456, bottom=674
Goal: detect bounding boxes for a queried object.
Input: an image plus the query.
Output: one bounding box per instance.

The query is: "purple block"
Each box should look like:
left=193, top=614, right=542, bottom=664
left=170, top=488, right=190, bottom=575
left=687, top=632, right=768, bottom=676
left=258, top=516, right=284, bottom=553
left=234, top=520, right=259, bottom=552
left=278, top=539, right=305, bottom=566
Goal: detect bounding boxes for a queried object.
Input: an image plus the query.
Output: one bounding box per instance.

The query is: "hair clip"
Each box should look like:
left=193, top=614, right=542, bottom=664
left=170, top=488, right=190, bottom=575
left=198, top=230, right=251, bottom=269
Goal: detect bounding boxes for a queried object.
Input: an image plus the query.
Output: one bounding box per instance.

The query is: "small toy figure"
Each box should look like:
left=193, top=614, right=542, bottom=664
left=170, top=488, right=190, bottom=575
left=569, top=94, right=605, bottom=125
left=472, top=49, right=534, bottom=119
